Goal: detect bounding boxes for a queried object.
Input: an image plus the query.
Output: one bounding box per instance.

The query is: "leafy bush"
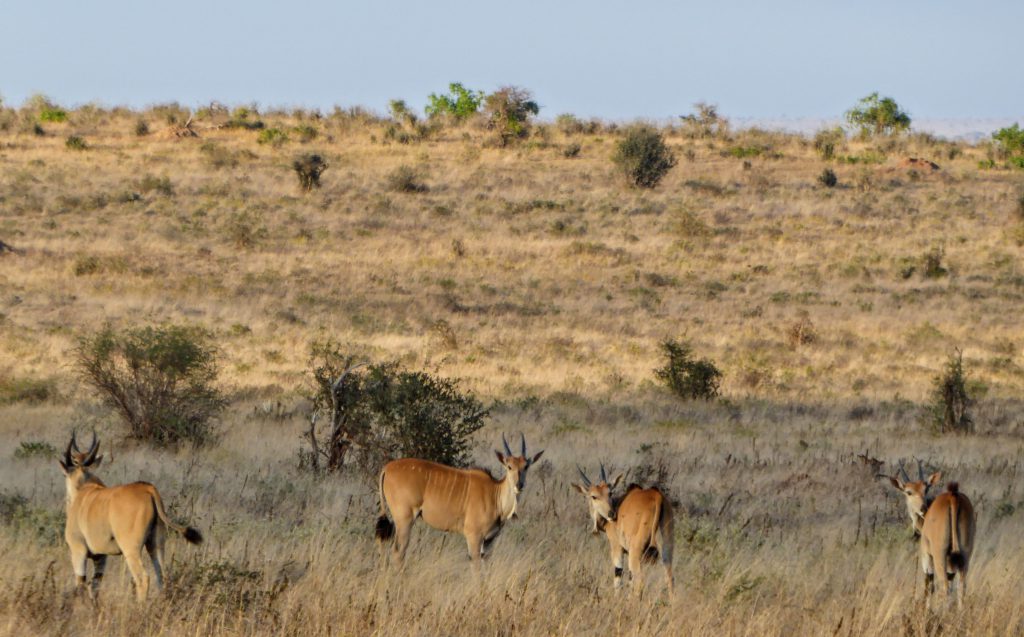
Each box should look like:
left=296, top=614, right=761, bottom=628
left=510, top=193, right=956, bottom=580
left=303, top=341, right=488, bottom=474
left=293, top=154, right=327, bottom=191
left=483, top=86, right=540, bottom=146
left=922, top=247, right=947, bottom=278
left=0, top=376, right=56, bottom=404
left=291, top=124, right=318, bottom=142
left=817, top=168, right=838, bottom=188
left=75, top=324, right=225, bottom=446
left=38, top=106, right=67, bottom=123
left=562, top=142, right=582, bottom=158
left=992, top=123, right=1024, bottom=156
left=813, top=127, right=845, bottom=160
left=679, top=102, right=728, bottom=139
left=385, top=165, right=428, bottom=193
left=137, top=174, right=174, bottom=196
left=927, top=349, right=973, bottom=433
left=425, top=83, right=483, bottom=121
left=388, top=99, right=418, bottom=125
left=134, top=119, right=150, bottom=136
left=256, top=128, right=288, bottom=146
left=654, top=339, right=722, bottom=400
left=612, top=125, right=677, bottom=188
left=845, top=92, right=911, bottom=137
left=13, top=440, right=57, bottom=459
left=224, top=106, right=265, bottom=130
left=64, top=135, right=87, bottom=150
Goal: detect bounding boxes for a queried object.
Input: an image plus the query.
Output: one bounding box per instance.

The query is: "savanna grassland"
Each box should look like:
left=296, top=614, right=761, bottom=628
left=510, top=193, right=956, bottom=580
left=1, top=102, right=1024, bottom=636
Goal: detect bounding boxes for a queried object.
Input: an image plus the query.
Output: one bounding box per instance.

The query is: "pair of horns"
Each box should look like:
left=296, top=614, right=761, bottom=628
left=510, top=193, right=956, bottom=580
left=502, top=432, right=528, bottom=457
left=895, top=458, right=927, bottom=483
left=64, top=430, right=100, bottom=467
left=576, top=463, right=609, bottom=487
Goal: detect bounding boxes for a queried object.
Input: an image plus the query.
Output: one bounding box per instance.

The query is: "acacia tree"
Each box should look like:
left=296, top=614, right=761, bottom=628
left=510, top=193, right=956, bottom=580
left=483, top=86, right=540, bottom=146
left=845, top=93, right=911, bottom=137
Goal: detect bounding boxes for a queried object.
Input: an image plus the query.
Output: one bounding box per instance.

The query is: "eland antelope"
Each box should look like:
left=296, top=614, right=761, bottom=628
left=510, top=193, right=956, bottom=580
left=573, top=465, right=674, bottom=594
left=886, top=461, right=976, bottom=607
left=375, top=433, right=543, bottom=566
left=59, top=432, right=202, bottom=600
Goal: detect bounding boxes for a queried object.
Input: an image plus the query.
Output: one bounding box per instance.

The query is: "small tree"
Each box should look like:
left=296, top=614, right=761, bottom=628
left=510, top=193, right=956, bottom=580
left=845, top=92, right=911, bottom=137
left=76, top=324, right=225, bottom=446
left=483, top=86, right=540, bottom=146
left=928, top=349, right=973, bottom=433
left=679, top=102, right=728, bottom=139
left=654, top=339, right=722, bottom=400
left=293, top=154, right=327, bottom=191
left=992, top=123, right=1024, bottom=162
left=425, top=83, right=483, bottom=122
left=613, top=125, right=677, bottom=188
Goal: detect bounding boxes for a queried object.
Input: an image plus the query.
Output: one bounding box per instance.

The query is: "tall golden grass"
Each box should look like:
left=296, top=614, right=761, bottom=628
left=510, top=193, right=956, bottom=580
left=1, top=105, right=1023, bottom=635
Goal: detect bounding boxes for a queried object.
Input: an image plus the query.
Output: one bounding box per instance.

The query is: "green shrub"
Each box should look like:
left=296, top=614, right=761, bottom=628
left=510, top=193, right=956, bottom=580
left=137, top=174, right=174, bottom=196
left=293, top=154, right=327, bottom=191
left=256, top=128, right=288, bottom=146
left=654, top=339, right=722, bottom=401
left=845, top=92, right=911, bottom=137
left=64, top=135, right=87, bottom=150
left=817, top=168, right=838, bottom=188
left=0, top=376, right=56, bottom=404
left=992, top=123, right=1024, bottom=157
left=303, top=341, right=487, bottom=474
left=612, top=125, right=677, bottom=188
left=388, top=99, right=418, bottom=125
left=813, top=127, right=845, bottom=160
left=922, top=247, right=947, bottom=278
left=226, top=211, right=268, bottom=248
left=483, top=86, right=539, bottom=146
left=425, top=83, right=483, bottom=121
left=13, top=440, right=57, bottom=459
left=224, top=106, right=265, bottom=130
left=385, top=165, right=428, bottom=193
left=38, top=108, right=67, bottom=123
left=291, top=124, right=318, bottom=143
left=927, top=349, right=973, bottom=433
left=75, top=324, right=225, bottom=446
left=679, top=102, right=728, bottom=139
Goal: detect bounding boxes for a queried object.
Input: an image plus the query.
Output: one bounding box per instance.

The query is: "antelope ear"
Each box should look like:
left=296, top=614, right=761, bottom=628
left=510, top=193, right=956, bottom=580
left=88, top=455, right=103, bottom=468
left=530, top=450, right=544, bottom=465
left=58, top=460, right=70, bottom=475
left=610, top=473, right=624, bottom=489
left=495, top=451, right=506, bottom=464
left=572, top=483, right=587, bottom=494
left=888, top=476, right=903, bottom=491
left=927, top=471, right=942, bottom=486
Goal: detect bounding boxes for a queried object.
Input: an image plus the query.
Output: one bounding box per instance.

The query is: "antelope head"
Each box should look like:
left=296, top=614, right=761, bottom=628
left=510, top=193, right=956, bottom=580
left=573, top=463, right=623, bottom=534
left=495, top=432, right=544, bottom=495
left=885, top=459, right=941, bottom=532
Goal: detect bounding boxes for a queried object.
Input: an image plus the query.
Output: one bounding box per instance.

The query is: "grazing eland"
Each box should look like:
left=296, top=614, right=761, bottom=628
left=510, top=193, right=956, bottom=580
left=375, top=433, right=543, bottom=566
left=59, top=432, right=202, bottom=600
left=573, top=464, right=674, bottom=594
left=885, top=460, right=976, bottom=607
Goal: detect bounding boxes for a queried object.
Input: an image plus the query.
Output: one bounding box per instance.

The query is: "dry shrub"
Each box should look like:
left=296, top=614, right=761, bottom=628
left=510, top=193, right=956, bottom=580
left=786, top=315, right=817, bottom=348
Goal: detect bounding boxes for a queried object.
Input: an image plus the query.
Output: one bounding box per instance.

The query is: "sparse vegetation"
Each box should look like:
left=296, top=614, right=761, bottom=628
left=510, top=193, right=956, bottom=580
left=817, top=167, right=838, bottom=187
left=75, top=324, right=225, bottom=446
left=385, top=165, right=428, bottom=193
left=612, top=125, right=677, bottom=188
left=64, top=135, right=87, bottom=150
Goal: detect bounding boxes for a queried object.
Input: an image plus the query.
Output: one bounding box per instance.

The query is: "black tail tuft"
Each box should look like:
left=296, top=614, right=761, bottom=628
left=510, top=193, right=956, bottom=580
left=946, top=482, right=959, bottom=494
left=375, top=515, right=395, bottom=542
left=184, top=527, right=204, bottom=545
left=642, top=546, right=660, bottom=564
left=949, top=551, right=964, bottom=569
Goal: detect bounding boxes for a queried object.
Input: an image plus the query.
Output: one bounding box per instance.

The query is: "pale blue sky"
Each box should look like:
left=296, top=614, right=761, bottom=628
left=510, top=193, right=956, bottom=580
left=1, top=0, right=1021, bottom=121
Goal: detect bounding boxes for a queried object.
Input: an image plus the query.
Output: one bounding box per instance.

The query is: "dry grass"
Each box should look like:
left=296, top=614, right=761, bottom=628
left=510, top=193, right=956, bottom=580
left=1, top=105, right=1023, bottom=635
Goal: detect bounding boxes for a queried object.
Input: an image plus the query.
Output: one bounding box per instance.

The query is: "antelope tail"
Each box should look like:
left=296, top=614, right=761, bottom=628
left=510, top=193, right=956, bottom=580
left=375, top=469, right=395, bottom=542
left=641, top=497, right=665, bottom=564
left=948, top=483, right=964, bottom=569
left=150, top=486, right=203, bottom=545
